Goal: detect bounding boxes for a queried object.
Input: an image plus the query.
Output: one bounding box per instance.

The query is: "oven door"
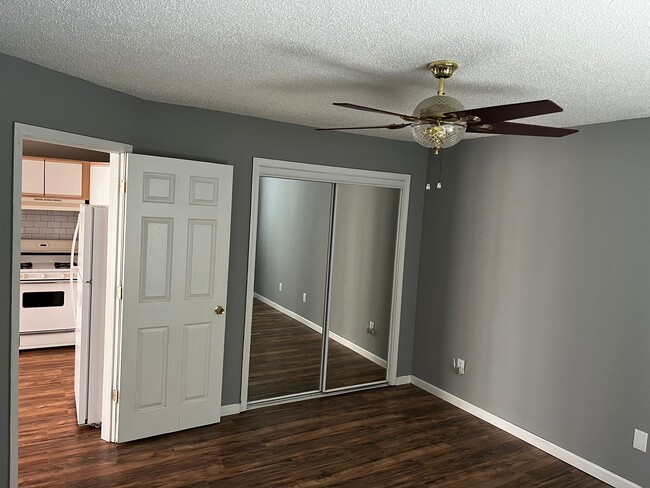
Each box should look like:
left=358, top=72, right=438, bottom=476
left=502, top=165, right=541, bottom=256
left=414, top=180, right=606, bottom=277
left=20, top=280, right=75, bottom=347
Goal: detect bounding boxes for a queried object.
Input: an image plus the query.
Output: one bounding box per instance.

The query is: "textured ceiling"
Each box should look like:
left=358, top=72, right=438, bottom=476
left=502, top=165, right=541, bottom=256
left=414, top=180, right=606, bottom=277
left=1, top=1, right=649, bottom=142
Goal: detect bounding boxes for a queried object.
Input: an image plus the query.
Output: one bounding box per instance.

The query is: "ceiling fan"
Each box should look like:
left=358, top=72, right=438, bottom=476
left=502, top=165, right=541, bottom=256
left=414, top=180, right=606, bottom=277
left=317, top=61, right=578, bottom=153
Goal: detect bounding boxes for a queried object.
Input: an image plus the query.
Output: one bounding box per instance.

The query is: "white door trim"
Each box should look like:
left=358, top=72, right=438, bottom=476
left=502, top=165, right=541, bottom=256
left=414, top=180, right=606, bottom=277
left=240, top=157, right=411, bottom=410
left=11, top=123, right=132, bottom=485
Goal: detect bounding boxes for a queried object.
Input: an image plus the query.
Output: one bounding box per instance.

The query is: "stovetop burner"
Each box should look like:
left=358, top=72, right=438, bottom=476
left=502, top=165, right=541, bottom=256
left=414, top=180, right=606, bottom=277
left=20, top=262, right=33, bottom=269
left=54, top=262, right=76, bottom=269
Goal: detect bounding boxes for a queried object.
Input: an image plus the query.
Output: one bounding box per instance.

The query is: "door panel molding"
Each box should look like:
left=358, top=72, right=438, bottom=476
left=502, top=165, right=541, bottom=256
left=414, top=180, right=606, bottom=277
left=139, top=217, right=174, bottom=302
left=181, top=322, right=212, bottom=403
left=185, top=219, right=217, bottom=299
left=135, top=326, right=170, bottom=410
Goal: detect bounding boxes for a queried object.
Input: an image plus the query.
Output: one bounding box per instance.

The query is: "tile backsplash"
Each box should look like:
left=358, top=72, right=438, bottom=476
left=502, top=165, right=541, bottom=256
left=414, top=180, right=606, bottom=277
left=22, top=210, right=79, bottom=240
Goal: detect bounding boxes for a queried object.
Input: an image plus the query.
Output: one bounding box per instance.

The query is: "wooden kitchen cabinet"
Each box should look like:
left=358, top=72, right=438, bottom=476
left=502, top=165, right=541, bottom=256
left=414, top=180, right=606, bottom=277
left=22, top=157, right=45, bottom=195
left=44, top=160, right=84, bottom=198
left=22, top=157, right=89, bottom=200
left=89, top=163, right=111, bottom=205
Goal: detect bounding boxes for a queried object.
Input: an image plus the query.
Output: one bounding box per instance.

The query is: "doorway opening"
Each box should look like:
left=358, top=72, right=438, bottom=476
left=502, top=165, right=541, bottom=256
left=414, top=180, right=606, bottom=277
left=241, top=158, right=410, bottom=409
left=10, top=124, right=132, bottom=485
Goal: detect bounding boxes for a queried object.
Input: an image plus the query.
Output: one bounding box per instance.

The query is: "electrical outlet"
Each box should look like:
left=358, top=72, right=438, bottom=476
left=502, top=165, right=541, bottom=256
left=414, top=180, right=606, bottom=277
left=302, top=292, right=307, bottom=302
left=453, top=358, right=465, bottom=375
left=633, top=429, right=648, bottom=452
left=367, top=321, right=376, bottom=334
left=278, top=282, right=282, bottom=291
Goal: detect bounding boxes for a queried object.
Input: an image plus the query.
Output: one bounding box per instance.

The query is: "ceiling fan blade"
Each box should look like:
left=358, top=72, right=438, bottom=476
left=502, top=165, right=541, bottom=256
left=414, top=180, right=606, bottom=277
left=447, top=100, right=564, bottom=123
left=467, top=121, right=578, bottom=137
left=316, top=123, right=412, bottom=131
left=333, top=103, right=418, bottom=121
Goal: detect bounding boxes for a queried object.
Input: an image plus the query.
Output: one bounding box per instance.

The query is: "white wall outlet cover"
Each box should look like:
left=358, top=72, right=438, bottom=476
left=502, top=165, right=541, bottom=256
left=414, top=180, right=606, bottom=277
left=278, top=282, right=282, bottom=291
left=453, top=358, right=465, bottom=375
left=302, top=292, right=307, bottom=302
left=633, top=429, right=648, bottom=452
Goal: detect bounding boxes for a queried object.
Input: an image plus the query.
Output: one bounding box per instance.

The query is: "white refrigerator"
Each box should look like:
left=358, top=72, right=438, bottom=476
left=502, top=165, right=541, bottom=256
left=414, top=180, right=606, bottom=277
left=72, top=205, right=108, bottom=426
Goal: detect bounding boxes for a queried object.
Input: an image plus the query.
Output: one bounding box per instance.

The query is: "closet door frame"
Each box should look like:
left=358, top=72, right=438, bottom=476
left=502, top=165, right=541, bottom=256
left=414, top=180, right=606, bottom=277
left=241, top=157, right=411, bottom=410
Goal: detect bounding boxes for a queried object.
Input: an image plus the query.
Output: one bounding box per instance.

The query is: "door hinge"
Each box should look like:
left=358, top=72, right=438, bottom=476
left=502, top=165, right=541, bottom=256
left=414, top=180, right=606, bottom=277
left=112, top=389, right=119, bottom=403
left=117, top=286, right=123, bottom=299
left=120, top=179, right=127, bottom=194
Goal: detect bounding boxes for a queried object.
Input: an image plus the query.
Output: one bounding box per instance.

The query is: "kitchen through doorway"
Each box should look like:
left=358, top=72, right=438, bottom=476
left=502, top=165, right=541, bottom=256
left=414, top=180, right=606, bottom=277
left=11, top=125, right=131, bottom=484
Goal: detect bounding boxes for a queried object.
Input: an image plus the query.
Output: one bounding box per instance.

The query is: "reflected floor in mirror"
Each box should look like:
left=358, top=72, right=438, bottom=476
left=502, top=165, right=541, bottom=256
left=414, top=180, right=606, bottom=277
left=248, top=298, right=386, bottom=402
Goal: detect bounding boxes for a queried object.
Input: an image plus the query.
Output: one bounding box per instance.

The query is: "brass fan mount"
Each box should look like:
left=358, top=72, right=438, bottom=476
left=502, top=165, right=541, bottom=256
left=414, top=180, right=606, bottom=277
left=427, top=60, right=459, bottom=79
left=428, top=60, right=459, bottom=96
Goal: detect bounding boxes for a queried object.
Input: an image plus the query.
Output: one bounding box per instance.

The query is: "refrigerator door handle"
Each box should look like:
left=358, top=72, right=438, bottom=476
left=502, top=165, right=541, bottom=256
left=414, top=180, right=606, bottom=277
left=71, top=215, right=81, bottom=322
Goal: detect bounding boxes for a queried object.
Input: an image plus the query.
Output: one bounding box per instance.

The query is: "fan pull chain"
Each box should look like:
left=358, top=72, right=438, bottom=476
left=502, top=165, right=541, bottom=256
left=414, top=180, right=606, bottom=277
left=436, top=150, right=444, bottom=189
left=425, top=148, right=433, bottom=190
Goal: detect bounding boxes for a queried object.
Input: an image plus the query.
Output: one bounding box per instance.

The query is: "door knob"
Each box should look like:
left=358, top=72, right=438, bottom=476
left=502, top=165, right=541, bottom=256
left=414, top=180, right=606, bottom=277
left=214, top=305, right=225, bottom=315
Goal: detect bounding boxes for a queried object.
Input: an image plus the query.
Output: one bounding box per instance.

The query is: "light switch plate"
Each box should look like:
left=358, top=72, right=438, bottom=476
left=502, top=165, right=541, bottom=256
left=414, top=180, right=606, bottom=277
left=633, top=429, right=648, bottom=452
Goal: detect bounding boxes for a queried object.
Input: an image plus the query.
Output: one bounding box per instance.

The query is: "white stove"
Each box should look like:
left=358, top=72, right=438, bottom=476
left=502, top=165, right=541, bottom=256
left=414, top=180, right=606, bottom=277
left=20, top=239, right=78, bottom=349
left=20, top=254, right=77, bottom=281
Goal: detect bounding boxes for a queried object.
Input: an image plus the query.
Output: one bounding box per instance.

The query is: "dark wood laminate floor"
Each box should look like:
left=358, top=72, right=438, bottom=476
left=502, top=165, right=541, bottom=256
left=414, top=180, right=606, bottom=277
left=248, top=298, right=386, bottom=401
left=19, top=347, right=605, bottom=487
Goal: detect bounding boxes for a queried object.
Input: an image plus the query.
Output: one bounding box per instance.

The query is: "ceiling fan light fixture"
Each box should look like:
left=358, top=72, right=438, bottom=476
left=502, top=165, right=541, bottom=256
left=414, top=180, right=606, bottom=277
left=410, top=94, right=467, bottom=149
left=322, top=60, right=578, bottom=146
left=410, top=121, right=466, bottom=149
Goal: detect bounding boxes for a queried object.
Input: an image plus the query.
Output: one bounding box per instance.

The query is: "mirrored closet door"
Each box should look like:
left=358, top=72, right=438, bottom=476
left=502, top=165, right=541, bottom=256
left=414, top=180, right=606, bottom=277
left=325, top=184, right=399, bottom=391
left=247, top=177, right=333, bottom=401
left=247, top=177, right=400, bottom=404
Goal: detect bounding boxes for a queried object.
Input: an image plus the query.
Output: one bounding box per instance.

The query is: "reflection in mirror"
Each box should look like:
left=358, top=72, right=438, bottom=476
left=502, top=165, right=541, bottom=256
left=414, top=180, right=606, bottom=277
left=326, top=184, right=400, bottom=390
left=247, top=177, right=333, bottom=402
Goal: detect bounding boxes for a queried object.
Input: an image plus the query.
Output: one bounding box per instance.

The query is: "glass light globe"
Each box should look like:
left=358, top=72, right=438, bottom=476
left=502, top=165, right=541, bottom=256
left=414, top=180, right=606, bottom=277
left=410, top=122, right=467, bottom=149
left=410, top=95, right=467, bottom=149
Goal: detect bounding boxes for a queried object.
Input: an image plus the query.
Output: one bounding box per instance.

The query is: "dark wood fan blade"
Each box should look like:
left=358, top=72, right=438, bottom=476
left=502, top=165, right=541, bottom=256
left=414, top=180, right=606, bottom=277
left=467, top=121, right=578, bottom=137
left=447, top=100, right=563, bottom=123
left=333, top=103, right=417, bottom=121
left=316, top=123, right=412, bottom=131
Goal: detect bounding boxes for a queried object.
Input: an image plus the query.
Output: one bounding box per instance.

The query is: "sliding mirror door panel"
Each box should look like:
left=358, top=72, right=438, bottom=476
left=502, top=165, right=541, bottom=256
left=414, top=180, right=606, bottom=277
left=248, top=177, right=333, bottom=402
left=326, top=184, right=400, bottom=390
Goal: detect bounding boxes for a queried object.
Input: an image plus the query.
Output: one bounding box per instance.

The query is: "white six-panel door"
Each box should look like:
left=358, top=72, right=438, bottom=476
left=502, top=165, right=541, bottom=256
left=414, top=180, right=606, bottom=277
left=115, top=154, right=232, bottom=442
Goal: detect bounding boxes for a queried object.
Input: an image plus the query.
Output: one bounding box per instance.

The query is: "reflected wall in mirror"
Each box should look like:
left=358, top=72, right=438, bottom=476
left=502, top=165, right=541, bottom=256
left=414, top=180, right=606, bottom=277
left=248, top=177, right=332, bottom=402
left=326, top=184, right=400, bottom=390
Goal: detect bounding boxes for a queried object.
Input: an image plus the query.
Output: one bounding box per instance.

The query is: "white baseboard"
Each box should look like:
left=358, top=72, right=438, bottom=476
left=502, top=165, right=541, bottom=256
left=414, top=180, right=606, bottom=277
left=254, top=293, right=387, bottom=368
left=328, top=331, right=387, bottom=368
left=409, top=376, right=640, bottom=488
left=221, top=403, right=241, bottom=417
left=395, top=375, right=412, bottom=386
left=254, top=293, right=322, bottom=333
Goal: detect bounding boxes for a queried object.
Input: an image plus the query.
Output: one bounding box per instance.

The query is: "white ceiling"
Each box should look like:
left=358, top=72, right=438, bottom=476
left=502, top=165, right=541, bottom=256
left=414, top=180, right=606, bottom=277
left=1, top=1, right=649, bottom=142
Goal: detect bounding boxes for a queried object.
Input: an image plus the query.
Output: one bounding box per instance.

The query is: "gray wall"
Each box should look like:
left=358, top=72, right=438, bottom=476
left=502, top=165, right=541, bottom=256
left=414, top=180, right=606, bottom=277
left=254, top=177, right=333, bottom=325
left=413, top=118, right=650, bottom=487
left=0, top=52, right=427, bottom=484
left=329, top=184, right=400, bottom=360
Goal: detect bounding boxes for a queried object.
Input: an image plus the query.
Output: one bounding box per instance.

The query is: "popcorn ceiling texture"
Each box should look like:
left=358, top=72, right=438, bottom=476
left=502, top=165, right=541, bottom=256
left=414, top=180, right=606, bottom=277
left=22, top=210, right=78, bottom=241
left=0, top=1, right=648, bottom=142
